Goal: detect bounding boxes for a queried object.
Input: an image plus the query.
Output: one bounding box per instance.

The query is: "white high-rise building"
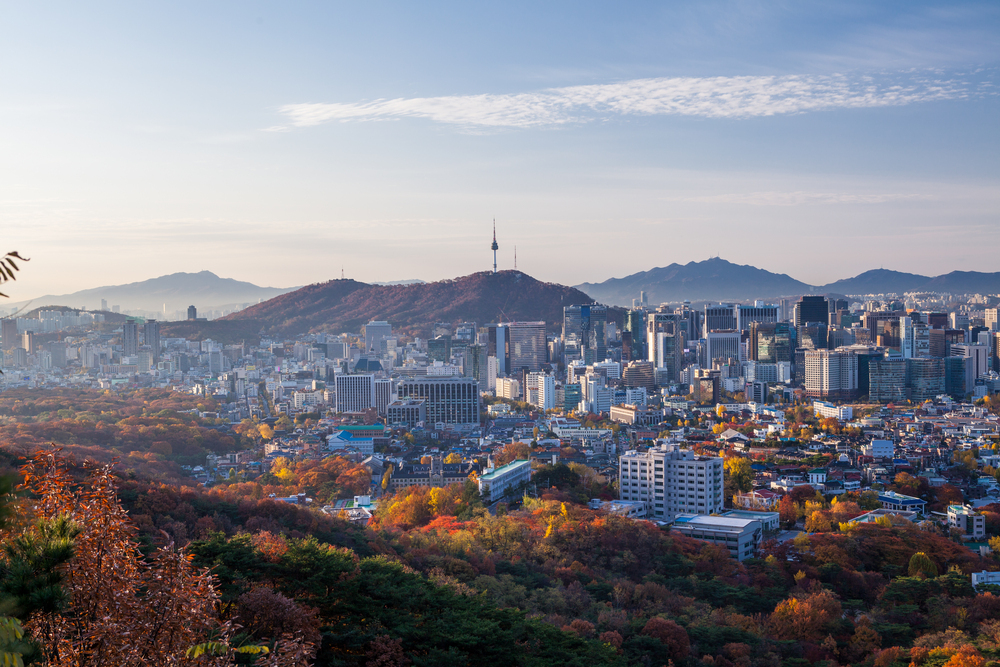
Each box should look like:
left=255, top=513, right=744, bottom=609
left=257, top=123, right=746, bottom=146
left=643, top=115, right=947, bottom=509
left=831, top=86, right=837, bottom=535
left=618, top=443, right=725, bottom=520
left=537, top=374, right=556, bottom=411
left=496, top=377, right=520, bottom=400
left=705, top=331, right=743, bottom=365
left=335, top=374, right=374, bottom=413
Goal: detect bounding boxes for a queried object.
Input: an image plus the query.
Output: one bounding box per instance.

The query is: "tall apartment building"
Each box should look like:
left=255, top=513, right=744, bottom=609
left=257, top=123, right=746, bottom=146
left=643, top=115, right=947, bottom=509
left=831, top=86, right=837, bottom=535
left=537, top=374, right=556, bottom=411
left=618, top=443, right=725, bottom=520
left=397, top=377, right=480, bottom=426
left=804, top=349, right=858, bottom=401
left=143, top=320, right=160, bottom=361
left=122, top=320, right=139, bottom=357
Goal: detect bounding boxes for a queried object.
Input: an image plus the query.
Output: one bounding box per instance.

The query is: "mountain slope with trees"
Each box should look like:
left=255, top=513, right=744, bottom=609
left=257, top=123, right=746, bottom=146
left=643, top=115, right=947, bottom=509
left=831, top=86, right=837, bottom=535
left=211, top=270, right=599, bottom=338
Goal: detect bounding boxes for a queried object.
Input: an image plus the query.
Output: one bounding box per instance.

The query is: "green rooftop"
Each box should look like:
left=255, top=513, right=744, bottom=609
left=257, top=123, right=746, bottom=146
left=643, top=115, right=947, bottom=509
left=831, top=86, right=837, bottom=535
left=479, top=459, right=530, bottom=481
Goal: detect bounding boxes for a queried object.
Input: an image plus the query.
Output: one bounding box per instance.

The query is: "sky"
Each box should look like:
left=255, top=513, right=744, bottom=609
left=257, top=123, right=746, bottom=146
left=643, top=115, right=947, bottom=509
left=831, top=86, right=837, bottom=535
left=2, top=1, right=999, bottom=299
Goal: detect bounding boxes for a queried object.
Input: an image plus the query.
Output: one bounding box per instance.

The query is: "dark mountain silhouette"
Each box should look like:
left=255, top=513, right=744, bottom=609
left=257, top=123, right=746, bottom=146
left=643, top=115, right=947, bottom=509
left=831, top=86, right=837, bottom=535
left=576, top=258, right=811, bottom=306
left=818, top=269, right=931, bottom=296
left=578, top=259, right=1000, bottom=306
left=9, top=271, right=295, bottom=314
left=921, top=271, right=1000, bottom=295
left=200, top=271, right=597, bottom=339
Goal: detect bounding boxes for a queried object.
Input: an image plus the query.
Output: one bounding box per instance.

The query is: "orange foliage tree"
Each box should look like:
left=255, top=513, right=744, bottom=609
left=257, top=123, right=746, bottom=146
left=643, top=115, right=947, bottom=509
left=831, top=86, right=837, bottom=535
left=16, top=452, right=314, bottom=666
left=768, top=589, right=843, bottom=642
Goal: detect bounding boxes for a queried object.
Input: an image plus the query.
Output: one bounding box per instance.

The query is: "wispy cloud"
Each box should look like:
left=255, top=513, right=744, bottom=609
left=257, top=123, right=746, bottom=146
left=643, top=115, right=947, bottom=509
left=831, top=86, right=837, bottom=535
left=274, top=70, right=993, bottom=130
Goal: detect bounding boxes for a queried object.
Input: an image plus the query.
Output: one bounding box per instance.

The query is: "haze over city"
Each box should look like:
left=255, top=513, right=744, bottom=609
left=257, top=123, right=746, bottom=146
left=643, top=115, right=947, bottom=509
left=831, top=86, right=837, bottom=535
left=3, top=1, right=999, bottom=300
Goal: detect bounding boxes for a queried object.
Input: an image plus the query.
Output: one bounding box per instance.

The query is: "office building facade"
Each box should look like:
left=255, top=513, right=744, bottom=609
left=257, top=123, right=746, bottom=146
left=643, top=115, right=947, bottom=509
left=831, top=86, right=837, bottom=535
left=397, top=376, right=481, bottom=426
left=618, top=443, right=725, bottom=520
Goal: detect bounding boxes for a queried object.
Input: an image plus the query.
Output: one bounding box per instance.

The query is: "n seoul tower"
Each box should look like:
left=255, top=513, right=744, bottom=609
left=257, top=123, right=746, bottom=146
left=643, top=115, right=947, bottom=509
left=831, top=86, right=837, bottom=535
left=491, top=219, right=499, bottom=274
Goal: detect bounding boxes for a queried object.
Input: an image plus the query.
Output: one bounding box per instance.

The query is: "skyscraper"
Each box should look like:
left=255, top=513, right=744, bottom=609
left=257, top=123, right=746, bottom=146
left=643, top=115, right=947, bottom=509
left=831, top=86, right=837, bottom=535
left=187, top=305, right=197, bottom=320
left=122, top=320, right=139, bottom=357
left=501, top=322, right=546, bottom=372
left=1, top=319, right=17, bottom=352
left=804, top=349, right=858, bottom=401
left=796, top=296, right=829, bottom=326
left=143, top=319, right=160, bottom=361
left=749, top=322, right=792, bottom=363
left=364, top=320, right=392, bottom=354
left=562, top=304, right=607, bottom=362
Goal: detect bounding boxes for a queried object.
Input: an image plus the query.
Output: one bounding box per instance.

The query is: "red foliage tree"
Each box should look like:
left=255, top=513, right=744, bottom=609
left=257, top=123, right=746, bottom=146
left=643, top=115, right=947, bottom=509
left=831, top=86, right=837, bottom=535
left=641, top=616, right=690, bottom=659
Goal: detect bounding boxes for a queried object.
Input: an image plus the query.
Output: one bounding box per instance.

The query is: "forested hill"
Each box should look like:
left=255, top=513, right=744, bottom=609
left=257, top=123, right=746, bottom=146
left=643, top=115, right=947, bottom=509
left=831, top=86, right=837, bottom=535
left=209, top=270, right=599, bottom=338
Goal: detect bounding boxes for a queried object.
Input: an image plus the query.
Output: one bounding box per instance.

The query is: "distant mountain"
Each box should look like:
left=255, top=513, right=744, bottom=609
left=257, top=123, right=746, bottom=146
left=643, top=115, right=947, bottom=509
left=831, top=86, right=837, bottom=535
left=576, top=258, right=811, bottom=306
left=7, top=271, right=296, bottom=314
left=817, top=269, right=931, bottom=296
left=921, top=271, right=1000, bottom=295
left=578, top=259, right=1000, bottom=306
left=190, top=271, right=595, bottom=340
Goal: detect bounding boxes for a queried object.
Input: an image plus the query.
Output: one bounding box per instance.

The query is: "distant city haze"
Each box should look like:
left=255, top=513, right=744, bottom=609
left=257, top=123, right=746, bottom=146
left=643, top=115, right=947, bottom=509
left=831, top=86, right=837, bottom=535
left=2, top=2, right=997, bottom=300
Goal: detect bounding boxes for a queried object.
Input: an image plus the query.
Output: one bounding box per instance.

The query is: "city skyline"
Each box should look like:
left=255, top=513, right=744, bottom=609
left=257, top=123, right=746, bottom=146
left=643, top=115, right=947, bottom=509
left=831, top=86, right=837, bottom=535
left=3, top=1, right=998, bottom=300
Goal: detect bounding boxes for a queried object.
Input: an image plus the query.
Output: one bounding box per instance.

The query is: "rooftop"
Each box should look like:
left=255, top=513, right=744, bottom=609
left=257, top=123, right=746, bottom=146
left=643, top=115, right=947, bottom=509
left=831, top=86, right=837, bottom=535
left=479, top=459, right=531, bottom=481
left=673, top=514, right=761, bottom=529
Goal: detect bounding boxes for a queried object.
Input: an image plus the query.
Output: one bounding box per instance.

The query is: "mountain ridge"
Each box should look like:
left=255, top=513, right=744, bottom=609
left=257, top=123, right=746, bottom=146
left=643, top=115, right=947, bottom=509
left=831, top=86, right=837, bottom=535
left=7, top=271, right=296, bottom=314
left=181, top=270, right=600, bottom=340
left=576, top=259, right=1000, bottom=306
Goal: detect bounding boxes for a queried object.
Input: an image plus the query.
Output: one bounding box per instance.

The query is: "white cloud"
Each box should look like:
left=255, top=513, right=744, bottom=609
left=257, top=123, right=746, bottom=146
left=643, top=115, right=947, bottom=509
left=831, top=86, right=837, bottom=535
left=276, top=71, right=992, bottom=129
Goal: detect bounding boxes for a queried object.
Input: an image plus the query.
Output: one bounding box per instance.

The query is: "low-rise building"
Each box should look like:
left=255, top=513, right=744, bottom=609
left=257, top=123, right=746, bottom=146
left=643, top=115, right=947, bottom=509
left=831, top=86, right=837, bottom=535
left=879, top=490, right=927, bottom=515
left=948, top=505, right=986, bottom=539
left=670, top=514, right=763, bottom=561
left=386, top=398, right=427, bottom=428
left=732, top=489, right=780, bottom=511
left=813, top=400, right=853, bottom=421
left=478, top=459, right=532, bottom=503
left=388, top=455, right=477, bottom=491
left=972, top=571, right=1000, bottom=591
left=720, top=509, right=780, bottom=532
left=588, top=499, right=647, bottom=519
left=863, top=439, right=895, bottom=458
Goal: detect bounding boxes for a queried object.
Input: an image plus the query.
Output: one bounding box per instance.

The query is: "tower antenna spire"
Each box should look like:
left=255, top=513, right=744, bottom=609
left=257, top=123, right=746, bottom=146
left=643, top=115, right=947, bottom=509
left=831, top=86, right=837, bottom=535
left=490, top=218, right=499, bottom=274
left=514, top=246, right=517, bottom=271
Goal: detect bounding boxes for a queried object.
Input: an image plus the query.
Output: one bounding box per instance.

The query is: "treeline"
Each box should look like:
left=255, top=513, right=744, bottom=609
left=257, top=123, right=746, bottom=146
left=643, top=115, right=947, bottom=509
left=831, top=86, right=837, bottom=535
left=0, top=388, right=244, bottom=469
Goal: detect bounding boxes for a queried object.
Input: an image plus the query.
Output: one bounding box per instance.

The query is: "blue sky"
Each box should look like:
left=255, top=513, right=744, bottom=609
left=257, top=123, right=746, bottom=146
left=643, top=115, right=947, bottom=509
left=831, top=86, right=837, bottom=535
left=2, top=1, right=998, bottom=298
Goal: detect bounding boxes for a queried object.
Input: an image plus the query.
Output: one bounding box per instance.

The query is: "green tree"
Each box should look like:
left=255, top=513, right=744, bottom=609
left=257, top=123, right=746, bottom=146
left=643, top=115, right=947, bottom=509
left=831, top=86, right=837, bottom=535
left=908, top=551, right=938, bottom=578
